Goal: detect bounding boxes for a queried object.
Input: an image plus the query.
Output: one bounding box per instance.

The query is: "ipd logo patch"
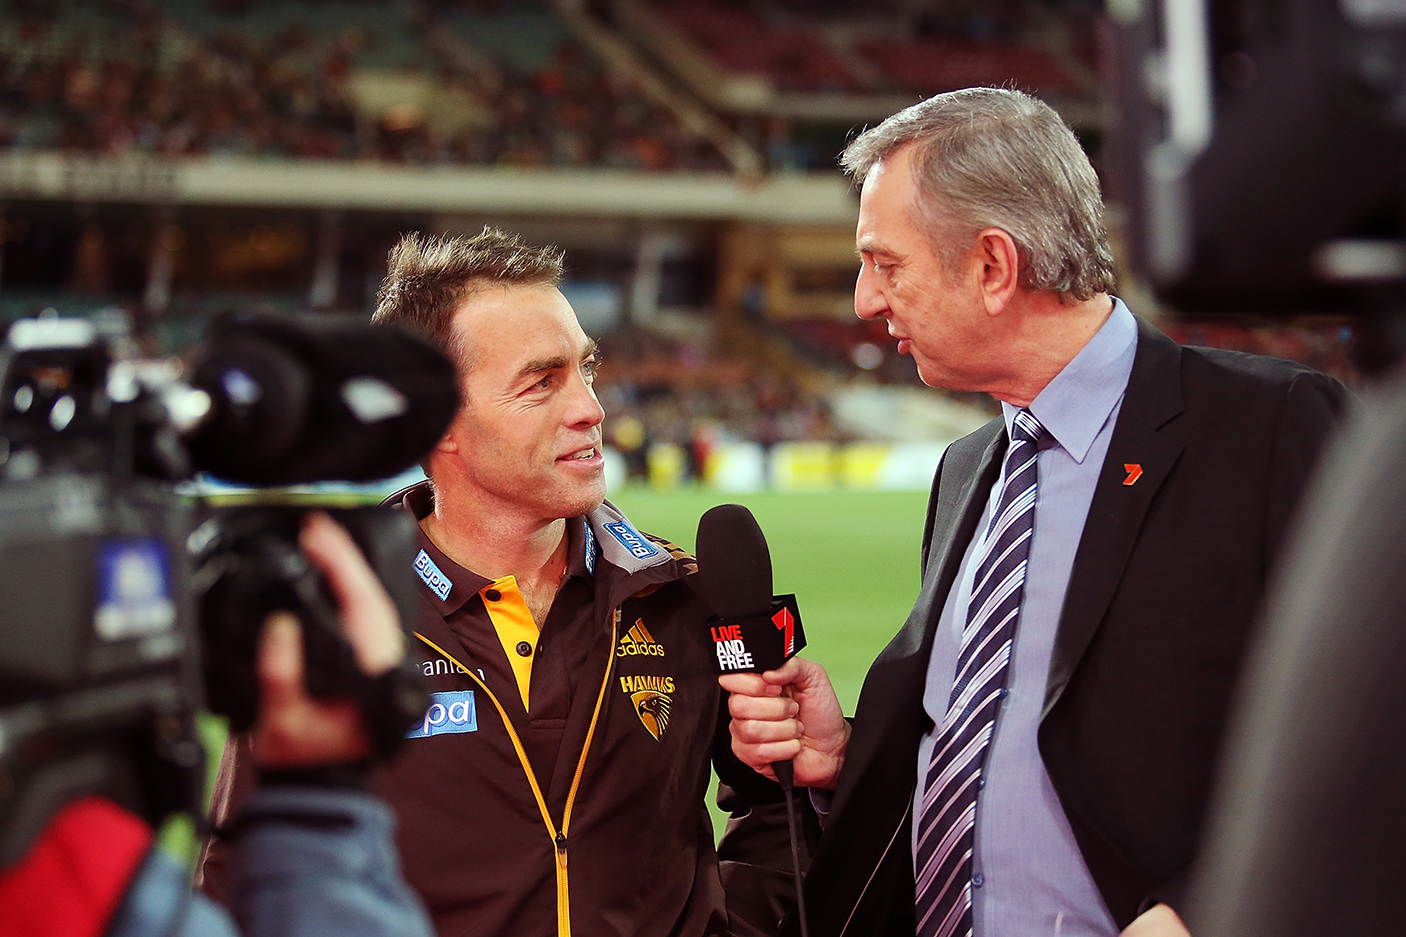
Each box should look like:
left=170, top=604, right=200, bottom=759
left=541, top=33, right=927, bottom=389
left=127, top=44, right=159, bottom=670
left=407, top=690, right=477, bottom=738
left=604, top=521, right=658, bottom=559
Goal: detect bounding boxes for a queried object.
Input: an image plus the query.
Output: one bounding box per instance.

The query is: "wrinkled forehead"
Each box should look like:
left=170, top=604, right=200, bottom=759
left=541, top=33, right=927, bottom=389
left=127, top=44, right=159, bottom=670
left=450, top=283, right=584, bottom=362
left=856, top=148, right=937, bottom=252
left=452, top=284, right=594, bottom=389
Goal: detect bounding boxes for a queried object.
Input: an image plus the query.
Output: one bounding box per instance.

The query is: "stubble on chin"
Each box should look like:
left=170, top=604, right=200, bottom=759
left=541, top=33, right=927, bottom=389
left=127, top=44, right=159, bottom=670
left=553, top=473, right=608, bottom=521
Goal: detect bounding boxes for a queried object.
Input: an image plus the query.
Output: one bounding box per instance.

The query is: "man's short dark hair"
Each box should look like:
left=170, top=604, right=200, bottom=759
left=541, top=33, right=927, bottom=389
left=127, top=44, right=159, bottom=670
left=372, top=227, right=565, bottom=368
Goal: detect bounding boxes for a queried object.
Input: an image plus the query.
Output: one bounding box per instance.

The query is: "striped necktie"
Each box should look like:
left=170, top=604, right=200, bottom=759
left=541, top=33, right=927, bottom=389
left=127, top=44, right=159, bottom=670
left=914, top=408, right=1048, bottom=937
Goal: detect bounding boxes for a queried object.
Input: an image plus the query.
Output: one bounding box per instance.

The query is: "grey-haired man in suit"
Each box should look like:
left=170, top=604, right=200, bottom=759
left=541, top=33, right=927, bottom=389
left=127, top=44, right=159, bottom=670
left=723, top=87, right=1349, bottom=937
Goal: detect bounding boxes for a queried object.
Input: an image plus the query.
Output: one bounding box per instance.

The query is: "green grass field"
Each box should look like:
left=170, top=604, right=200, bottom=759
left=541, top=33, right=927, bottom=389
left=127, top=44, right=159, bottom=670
left=176, top=488, right=931, bottom=859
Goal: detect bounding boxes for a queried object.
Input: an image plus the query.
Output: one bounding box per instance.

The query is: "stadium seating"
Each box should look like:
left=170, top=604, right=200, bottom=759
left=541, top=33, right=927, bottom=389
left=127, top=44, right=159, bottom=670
left=0, top=0, right=1361, bottom=468
left=658, top=1, right=863, bottom=93
left=0, top=0, right=727, bottom=169
left=853, top=34, right=1080, bottom=96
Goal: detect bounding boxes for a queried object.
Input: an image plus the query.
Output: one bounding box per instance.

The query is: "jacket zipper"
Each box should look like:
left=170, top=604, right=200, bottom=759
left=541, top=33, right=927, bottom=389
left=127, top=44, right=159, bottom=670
left=415, top=608, right=620, bottom=937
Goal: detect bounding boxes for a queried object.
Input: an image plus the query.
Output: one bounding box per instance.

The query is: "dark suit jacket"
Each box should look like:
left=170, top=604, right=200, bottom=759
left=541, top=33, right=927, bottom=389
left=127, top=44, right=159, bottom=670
left=1189, top=373, right=1406, bottom=936
left=789, top=319, right=1350, bottom=936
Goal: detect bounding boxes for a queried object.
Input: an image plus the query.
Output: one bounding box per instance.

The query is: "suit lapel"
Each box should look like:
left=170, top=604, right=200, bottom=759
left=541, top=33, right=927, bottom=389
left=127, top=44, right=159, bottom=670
left=1043, top=320, right=1186, bottom=717
left=828, top=418, right=1007, bottom=866
left=848, top=420, right=1005, bottom=762
left=909, top=419, right=1005, bottom=659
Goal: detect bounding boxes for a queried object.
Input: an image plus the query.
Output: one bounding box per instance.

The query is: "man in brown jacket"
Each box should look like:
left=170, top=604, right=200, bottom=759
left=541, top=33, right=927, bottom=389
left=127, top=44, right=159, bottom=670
left=199, top=228, right=787, bottom=937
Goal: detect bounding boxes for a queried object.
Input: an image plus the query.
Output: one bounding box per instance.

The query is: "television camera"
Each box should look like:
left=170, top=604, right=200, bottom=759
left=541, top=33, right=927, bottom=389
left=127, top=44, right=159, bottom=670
left=0, top=311, right=459, bottom=867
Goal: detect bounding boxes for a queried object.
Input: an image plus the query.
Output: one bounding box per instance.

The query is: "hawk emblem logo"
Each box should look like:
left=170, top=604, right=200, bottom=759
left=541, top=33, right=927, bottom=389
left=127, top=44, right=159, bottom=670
left=631, top=689, right=672, bottom=740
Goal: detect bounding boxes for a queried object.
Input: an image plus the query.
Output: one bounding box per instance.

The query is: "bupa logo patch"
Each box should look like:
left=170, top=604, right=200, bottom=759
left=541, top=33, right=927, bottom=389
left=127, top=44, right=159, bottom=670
left=604, top=521, right=658, bottom=560
left=414, top=550, right=452, bottom=601
left=407, top=690, right=477, bottom=738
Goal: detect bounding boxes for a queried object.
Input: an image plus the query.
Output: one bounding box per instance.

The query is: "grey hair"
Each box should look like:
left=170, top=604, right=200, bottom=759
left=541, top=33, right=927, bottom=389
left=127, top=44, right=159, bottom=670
left=840, top=87, right=1115, bottom=301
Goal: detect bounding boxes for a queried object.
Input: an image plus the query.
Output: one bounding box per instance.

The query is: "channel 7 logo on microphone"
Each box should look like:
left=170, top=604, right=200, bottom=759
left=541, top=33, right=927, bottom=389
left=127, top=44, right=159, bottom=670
left=710, top=594, right=806, bottom=674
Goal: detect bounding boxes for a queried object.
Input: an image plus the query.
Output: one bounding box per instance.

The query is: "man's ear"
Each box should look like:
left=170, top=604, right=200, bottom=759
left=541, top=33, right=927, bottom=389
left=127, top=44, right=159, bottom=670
left=975, top=227, right=1021, bottom=316
left=433, top=428, right=459, bottom=455
left=423, top=435, right=456, bottom=483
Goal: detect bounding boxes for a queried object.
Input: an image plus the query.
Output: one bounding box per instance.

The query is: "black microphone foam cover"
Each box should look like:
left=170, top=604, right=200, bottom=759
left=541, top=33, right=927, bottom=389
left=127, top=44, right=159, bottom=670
left=187, top=314, right=459, bottom=486
left=696, top=503, right=773, bottom=621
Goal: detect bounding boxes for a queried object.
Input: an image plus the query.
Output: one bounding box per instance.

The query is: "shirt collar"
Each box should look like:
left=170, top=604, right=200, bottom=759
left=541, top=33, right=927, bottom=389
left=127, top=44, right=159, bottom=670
left=1000, top=297, right=1138, bottom=464
left=400, top=483, right=487, bottom=616
left=565, top=515, right=597, bottom=580
left=399, top=482, right=597, bottom=617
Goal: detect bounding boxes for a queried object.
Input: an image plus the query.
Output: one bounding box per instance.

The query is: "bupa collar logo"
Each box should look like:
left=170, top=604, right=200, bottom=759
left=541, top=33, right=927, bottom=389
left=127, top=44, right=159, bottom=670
left=407, top=690, right=477, bottom=738
left=414, top=549, right=452, bottom=602
left=603, top=520, right=658, bottom=560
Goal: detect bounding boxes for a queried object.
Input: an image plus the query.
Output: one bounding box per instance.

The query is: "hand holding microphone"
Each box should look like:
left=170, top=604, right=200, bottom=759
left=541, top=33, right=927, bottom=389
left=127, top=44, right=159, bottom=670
left=696, top=505, right=851, bottom=790
left=698, top=504, right=846, bottom=937
left=720, top=657, right=850, bottom=790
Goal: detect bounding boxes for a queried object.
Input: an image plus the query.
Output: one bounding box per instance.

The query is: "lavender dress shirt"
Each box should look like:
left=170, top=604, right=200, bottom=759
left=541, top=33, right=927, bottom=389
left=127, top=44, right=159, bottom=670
left=912, top=299, right=1138, bottom=937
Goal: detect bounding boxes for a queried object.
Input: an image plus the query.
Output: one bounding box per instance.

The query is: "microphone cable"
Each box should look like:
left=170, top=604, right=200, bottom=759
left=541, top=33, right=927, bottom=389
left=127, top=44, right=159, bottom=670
left=771, top=758, right=809, bottom=937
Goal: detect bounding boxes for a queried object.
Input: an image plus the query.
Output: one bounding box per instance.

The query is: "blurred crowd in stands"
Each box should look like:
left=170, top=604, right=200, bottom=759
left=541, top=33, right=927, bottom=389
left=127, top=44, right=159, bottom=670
left=594, top=326, right=843, bottom=484
left=781, top=316, right=923, bottom=384
left=0, top=0, right=1362, bottom=477
left=1160, top=319, right=1360, bottom=389
left=0, top=0, right=727, bottom=170
left=658, top=0, right=1090, bottom=96
left=0, top=0, right=1098, bottom=173
left=778, top=312, right=1363, bottom=392
left=589, top=314, right=1363, bottom=485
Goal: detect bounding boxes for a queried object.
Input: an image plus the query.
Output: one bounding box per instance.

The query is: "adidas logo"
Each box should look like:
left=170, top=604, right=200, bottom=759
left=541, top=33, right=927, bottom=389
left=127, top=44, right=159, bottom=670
left=616, top=619, right=666, bottom=658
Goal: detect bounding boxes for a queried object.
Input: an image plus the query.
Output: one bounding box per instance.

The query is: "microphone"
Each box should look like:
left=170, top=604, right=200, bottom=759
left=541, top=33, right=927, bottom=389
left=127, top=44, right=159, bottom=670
left=696, top=503, right=810, bottom=937
left=695, top=504, right=806, bottom=677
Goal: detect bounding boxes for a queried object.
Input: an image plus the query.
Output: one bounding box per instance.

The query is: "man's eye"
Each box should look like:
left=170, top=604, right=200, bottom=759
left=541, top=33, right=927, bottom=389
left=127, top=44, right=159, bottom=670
left=582, top=357, right=600, bottom=381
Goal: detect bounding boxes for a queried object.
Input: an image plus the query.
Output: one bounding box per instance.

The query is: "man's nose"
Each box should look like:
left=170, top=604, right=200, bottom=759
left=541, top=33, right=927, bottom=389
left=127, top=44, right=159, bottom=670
left=854, top=264, right=886, bottom=321
left=566, top=374, right=605, bottom=428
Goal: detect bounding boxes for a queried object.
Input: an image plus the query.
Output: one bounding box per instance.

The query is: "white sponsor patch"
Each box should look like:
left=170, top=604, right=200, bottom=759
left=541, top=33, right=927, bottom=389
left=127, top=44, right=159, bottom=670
left=604, top=520, right=658, bottom=559
left=407, top=690, right=477, bottom=738
left=414, top=549, right=452, bottom=601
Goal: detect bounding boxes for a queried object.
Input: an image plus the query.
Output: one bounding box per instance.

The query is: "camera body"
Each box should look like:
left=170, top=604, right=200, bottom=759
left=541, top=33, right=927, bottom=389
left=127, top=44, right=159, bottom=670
left=0, top=312, right=457, bottom=866
left=0, top=471, right=198, bottom=866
